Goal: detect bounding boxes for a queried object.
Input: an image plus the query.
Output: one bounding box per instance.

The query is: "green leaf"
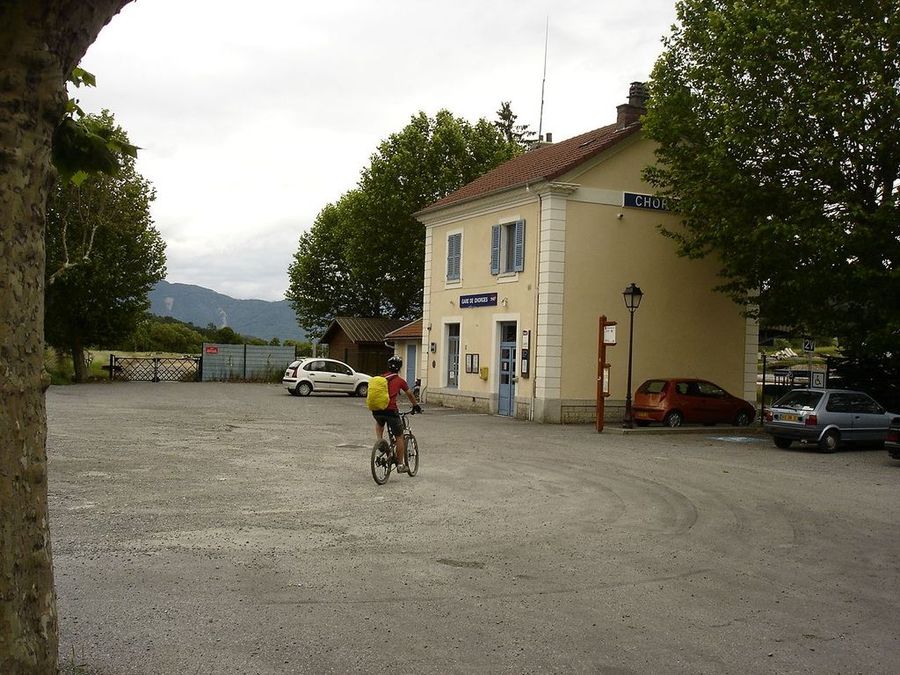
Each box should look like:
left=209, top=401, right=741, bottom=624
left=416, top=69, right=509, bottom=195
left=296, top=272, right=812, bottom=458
left=67, top=66, right=96, bottom=88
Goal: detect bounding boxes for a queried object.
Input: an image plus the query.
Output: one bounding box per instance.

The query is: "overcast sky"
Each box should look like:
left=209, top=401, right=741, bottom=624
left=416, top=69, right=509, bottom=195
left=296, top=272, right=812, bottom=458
left=74, top=0, right=678, bottom=301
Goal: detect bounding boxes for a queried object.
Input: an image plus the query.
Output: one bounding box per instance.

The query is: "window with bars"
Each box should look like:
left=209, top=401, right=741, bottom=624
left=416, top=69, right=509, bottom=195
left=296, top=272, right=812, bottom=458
left=490, top=220, right=525, bottom=275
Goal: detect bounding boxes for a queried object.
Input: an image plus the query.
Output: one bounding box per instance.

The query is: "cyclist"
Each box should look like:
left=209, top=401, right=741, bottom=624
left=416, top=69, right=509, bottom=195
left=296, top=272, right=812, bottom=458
left=373, top=355, right=421, bottom=473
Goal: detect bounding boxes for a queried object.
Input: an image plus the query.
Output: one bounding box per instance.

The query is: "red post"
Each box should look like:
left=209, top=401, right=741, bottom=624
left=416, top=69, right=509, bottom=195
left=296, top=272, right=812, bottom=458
left=597, top=316, right=616, bottom=433
left=597, top=316, right=605, bottom=432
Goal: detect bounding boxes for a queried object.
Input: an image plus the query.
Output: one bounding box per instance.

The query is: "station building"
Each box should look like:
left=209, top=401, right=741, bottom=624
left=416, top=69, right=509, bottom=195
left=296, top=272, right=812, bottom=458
left=413, top=83, right=758, bottom=423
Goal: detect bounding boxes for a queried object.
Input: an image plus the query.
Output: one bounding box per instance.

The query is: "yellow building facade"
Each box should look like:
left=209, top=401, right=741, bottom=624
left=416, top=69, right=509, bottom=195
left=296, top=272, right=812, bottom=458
left=415, top=85, right=758, bottom=423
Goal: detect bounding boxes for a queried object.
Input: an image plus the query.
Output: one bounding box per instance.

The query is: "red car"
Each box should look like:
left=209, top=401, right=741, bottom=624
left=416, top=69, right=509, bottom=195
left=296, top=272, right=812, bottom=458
left=632, top=378, right=756, bottom=427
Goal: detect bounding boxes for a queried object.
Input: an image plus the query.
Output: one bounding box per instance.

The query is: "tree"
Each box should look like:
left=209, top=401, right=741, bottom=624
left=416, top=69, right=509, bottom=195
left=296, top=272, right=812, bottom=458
left=45, top=111, right=166, bottom=382
left=1, top=2, right=133, bottom=671
left=283, top=338, right=313, bottom=357
left=287, top=195, right=385, bottom=338
left=495, top=101, right=537, bottom=149
left=125, top=316, right=205, bottom=354
left=214, top=327, right=243, bottom=344
left=643, top=0, right=900, bottom=365
left=287, top=109, right=521, bottom=336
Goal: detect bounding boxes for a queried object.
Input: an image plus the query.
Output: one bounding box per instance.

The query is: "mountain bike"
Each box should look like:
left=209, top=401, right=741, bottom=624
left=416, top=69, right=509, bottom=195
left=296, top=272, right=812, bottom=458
left=371, top=408, right=420, bottom=485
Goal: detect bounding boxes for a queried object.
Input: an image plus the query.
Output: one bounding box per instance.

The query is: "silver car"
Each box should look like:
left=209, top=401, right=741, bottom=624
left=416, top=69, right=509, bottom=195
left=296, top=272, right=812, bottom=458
left=764, top=388, right=894, bottom=452
left=282, top=357, right=370, bottom=397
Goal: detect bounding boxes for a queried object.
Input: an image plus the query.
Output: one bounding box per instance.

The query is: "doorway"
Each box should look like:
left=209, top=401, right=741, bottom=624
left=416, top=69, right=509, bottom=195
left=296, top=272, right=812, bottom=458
left=405, top=343, right=417, bottom=388
left=447, top=323, right=460, bottom=389
left=498, top=321, right=517, bottom=416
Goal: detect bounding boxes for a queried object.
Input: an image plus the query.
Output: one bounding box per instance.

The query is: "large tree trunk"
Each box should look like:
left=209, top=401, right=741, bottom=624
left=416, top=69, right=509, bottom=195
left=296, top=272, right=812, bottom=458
left=0, top=3, right=132, bottom=672
left=71, top=342, right=86, bottom=384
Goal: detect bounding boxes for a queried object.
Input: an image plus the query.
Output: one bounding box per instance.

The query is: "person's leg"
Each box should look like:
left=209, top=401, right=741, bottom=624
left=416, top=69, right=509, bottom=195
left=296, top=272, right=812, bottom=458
left=388, top=415, right=405, bottom=469
left=395, top=433, right=406, bottom=466
left=373, top=412, right=386, bottom=442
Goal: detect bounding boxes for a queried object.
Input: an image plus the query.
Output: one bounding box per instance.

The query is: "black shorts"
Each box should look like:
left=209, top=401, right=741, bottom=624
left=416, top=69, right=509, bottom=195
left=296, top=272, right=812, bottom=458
left=372, top=410, right=402, bottom=437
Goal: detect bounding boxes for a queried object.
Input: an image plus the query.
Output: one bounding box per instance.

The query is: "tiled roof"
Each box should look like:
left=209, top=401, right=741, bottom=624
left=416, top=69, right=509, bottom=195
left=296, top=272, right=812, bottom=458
left=417, top=122, right=641, bottom=214
left=321, top=317, right=409, bottom=344
left=385, top=318, right=423, bottom=340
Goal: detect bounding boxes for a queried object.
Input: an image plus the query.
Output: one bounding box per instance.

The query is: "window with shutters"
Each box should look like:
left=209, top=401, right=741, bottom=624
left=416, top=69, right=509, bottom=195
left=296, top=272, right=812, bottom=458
left=446, top=231, right=462, bottom=283
left=490, top=220, right=525, bottom=276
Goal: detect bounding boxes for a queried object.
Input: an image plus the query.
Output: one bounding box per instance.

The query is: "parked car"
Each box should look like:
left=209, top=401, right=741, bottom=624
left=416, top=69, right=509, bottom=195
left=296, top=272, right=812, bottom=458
left=282, top=358, right=370, bottom=397
left=764, top=388, right=894, bottom=452
left=886, top=416, right=900, bottom=460
left=632, top=378, right=756, bottom=427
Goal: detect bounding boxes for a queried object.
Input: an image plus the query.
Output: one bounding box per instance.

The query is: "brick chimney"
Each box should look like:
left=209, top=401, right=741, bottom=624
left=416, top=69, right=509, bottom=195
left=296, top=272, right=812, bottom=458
left=616, top=81, right=649, bottom=129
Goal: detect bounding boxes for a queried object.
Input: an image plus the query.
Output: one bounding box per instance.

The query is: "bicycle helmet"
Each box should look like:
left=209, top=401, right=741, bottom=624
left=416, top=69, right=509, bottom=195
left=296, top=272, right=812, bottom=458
left=387, top=355, right=403, bottom=373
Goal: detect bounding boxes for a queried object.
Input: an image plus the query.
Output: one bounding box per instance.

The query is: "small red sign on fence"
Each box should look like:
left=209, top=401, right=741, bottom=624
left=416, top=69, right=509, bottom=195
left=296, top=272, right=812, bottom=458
left=205, top=346, right=219, bottom=354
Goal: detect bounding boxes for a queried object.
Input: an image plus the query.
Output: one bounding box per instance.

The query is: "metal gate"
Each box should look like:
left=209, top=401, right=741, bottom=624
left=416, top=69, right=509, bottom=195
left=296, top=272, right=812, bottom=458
left=109, top=355, right=201, bottom=382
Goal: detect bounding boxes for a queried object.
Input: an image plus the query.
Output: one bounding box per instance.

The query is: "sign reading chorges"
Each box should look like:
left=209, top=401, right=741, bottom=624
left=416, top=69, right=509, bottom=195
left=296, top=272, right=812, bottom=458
left=459, top=292, right=498, bottom=308
left=623, top=192, right=668, bottom=211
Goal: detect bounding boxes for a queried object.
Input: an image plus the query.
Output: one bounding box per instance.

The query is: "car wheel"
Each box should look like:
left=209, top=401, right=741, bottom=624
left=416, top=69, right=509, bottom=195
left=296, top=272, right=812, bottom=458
left=734, top=410, right=751, bottom=426
left=296, top=381, right=313, bottom=397
left=773, top=436, right=792, bottom=449
left=818, top=429, right=840, bottom=453
left=664, top=411, right=683, bottom=428
left=355, top=382, right=368, bottom=398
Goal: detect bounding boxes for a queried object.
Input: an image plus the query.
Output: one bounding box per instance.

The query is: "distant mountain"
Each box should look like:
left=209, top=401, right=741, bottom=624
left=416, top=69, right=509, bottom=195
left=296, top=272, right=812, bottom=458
left=149, top=280, right=306, bottom=342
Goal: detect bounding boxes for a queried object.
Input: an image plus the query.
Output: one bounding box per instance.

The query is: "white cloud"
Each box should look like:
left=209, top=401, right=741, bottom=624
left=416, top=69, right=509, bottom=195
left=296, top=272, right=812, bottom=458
left=74, top=0, right=677, bottom=300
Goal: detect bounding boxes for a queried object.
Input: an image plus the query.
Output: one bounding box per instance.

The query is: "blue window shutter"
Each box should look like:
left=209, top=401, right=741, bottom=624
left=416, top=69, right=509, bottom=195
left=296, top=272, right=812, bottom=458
left=490, top=225, right=501, bottom=275
left=513, top=220, right=525, bottom=272
left=447, top=233, right=461, bottom=280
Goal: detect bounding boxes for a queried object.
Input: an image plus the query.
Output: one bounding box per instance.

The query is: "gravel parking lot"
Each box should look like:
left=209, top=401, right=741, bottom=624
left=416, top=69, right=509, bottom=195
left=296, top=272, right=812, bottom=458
left=48, top=382, right=900, bottom=674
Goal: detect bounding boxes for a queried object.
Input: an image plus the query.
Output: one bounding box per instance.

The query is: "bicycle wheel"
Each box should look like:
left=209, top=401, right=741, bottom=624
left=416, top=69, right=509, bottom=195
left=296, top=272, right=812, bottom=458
left=370, top=439, right=391, bottom=485
left=404, top=432, right=419, bottom=477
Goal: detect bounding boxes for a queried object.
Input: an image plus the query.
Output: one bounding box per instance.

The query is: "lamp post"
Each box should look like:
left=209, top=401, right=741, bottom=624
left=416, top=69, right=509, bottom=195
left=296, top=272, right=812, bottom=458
left=622, top=282, right=643, bottom=428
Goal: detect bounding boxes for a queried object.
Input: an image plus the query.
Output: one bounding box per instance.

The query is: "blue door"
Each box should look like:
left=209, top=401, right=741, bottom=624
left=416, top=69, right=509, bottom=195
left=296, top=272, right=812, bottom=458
left=447, top=323, right=460, bottom=389
left=405, top=344, right=417, bottom=389
left=498, top=322, right=517, bottom=416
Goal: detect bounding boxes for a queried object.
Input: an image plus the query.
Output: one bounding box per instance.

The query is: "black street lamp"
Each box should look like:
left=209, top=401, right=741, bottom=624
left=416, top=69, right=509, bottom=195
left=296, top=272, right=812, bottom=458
left=622, top=282, right=643, bottom=428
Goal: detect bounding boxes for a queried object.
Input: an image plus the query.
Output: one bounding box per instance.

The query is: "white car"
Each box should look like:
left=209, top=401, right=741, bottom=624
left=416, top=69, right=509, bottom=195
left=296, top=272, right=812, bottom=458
left=282, top=357, right=370, bottom=397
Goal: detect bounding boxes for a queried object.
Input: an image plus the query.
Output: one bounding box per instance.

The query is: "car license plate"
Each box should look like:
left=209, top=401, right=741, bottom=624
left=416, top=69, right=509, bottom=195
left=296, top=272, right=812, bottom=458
left=635, top=411, right=650, bottom=419
left=779, top=413, right=799, bottom=422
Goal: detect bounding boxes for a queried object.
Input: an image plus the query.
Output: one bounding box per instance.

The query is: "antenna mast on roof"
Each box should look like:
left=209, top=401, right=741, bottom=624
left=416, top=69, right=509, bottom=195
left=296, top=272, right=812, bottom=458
left=538, top=16, right=549, bottom=141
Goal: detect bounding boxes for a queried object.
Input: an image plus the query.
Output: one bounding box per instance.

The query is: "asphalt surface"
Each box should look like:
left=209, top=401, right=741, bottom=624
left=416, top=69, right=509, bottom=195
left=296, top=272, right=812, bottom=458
left=47, top=382, right=900, bottom=674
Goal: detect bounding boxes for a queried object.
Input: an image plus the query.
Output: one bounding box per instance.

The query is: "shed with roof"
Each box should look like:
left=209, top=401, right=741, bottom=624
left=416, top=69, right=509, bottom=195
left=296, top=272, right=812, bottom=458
left=320, top=317, right=408, bottom=376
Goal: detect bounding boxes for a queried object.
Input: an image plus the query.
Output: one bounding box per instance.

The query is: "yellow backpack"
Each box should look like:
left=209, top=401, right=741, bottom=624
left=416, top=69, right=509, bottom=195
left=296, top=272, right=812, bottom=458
left=366, top=374, right=395, bottom=411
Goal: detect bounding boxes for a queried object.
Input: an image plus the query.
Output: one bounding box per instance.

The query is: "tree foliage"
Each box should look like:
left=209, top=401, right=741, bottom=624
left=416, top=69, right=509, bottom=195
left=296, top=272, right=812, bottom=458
left=288, top=108, right=523, bottom=337
left=117, top=315, right=304, bottom=354
left=121, top=315, right=206, bottom=353
left=53, top=67, right=138, bottom=185
left=45, top=111, right=166, bottom=382
left=495, top=101, right=537, bottom=149
left=288, top=195, right=385, bottom=334
left=643, top=0, right=900, bottom=362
